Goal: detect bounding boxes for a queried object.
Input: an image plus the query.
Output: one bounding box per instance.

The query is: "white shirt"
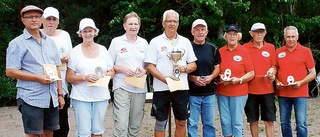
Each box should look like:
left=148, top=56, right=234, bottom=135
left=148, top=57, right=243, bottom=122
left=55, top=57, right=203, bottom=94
left=47, top=30, right=72, bottom=96
left=68, top=44, right=113, bottom=102
left=145, top=33, right=197, bottom=91
left=108, top=34, right=148, bottom=93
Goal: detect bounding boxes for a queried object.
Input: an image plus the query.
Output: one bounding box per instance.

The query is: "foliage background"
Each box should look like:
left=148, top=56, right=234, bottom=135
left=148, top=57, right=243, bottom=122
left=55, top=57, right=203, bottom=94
left=1, top=0, right=320, bottom=106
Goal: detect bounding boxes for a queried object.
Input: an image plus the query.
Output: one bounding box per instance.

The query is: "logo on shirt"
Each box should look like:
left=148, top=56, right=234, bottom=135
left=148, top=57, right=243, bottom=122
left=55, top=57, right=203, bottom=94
left=262, top=51, right=270, bottom=57
left=233, top=55, right=242, bottom=62
left=278, top=52, right=286, bottom=58
left=161, top=46, right=167, bottom=52
left=120, top=48, right=127, bottom=53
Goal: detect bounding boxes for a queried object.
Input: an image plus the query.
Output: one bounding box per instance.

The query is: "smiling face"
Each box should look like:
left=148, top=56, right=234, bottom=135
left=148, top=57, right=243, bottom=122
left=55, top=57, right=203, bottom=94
left=284, top=28, right=299, bottom=48
left=225, top=30, right=239, bottom=46
left=21, top=11, right=42, bottom=31
left=162, top=12, right=179, bottom=35
left=191, top=24, right=208, bottom=44
left=80, top=27, right=96, bottom=42
left=123, top=17, right=140, bottom=36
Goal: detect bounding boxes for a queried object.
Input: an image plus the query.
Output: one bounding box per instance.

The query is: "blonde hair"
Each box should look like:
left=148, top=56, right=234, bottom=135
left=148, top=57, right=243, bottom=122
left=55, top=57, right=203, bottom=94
left=223, top=32, right=242, bottom=41
left=123, top=11, right=141, bottom=25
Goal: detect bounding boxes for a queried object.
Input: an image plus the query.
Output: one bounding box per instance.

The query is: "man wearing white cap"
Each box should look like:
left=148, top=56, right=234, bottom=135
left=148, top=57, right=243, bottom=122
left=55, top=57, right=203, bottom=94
left=187, top=19, right=221, bottom=137
left=6, top=5, right=64, bottom=137
left=42, top=7, right=72, bottom=137
left=243, top=22, right=277, bottom=137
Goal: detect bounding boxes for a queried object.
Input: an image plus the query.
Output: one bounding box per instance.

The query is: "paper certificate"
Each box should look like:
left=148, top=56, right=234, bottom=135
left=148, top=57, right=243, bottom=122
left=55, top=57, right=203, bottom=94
left=124, top=75, right=147, bottom=89
left=165, top=77, right=186, bottom=92
left=59, top=62, right=67, bottom=71
left=43, top=64, right=61, bottom=81
left=87, top=76, right=111, bottom=87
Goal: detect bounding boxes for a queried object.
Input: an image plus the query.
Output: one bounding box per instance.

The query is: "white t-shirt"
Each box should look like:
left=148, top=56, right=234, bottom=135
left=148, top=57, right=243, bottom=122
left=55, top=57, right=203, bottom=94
left=145, top=33, right=197, bottom=91
left=47, top=30, right=72, bottom=96
left=68, top=44, right=113, bottom=102
left=108, top=34, right=148, bottom=93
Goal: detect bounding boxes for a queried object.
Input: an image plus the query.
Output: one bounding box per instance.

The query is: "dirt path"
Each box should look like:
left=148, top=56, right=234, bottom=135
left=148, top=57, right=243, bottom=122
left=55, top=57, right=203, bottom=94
left=1, top=97, right=320, bottom=137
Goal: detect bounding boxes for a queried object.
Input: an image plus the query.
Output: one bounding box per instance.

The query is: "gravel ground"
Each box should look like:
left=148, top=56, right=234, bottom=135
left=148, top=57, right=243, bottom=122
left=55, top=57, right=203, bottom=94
left=1, top=97, right=320, bottom=137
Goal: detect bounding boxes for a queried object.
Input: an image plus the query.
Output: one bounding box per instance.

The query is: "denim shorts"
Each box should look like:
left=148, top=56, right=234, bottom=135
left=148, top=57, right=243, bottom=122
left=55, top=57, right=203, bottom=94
left=71, top=99, right=109, bottom=137
left=244, top=93, right=276, bottom=122
left=17, top=98, right=59, bottom=134
left=151, top=90, right=189, bottom=121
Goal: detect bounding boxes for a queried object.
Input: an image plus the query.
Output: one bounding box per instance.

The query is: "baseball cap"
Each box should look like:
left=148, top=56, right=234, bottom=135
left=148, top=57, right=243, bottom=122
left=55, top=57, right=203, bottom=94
left=251, top=23, right=266, bottom=31
left=192, top=19, right=207, bottom=29
left=20, top=5, right=43, bottom=16
left=43, top=7, right=59, bottom=19
left=77, top=18, right=99, bottom=35
left=225, top=25, right=239, bottom=32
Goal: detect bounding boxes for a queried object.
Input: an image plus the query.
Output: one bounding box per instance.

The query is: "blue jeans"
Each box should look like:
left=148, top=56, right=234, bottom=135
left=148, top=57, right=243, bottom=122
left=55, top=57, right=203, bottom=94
left=278, top=97, right=308, bottom=137
left=188, top=95, right=216, bottom=137
left=217, top=94, right=248, bottom=137
left=71, top=99, right=109, bottom=137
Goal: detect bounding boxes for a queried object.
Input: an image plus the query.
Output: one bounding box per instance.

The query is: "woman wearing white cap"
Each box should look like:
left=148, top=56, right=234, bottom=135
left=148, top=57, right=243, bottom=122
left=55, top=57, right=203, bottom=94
left=42, top=7, right=72, bottom=137
left=66, top=18, right=115, bottom=137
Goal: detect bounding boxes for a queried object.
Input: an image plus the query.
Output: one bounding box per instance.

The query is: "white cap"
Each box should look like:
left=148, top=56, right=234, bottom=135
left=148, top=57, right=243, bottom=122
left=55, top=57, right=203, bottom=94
left=77, top=18, right=99, bottom=35
left=43, top=7, right=59, bottom=19
left=192, top=19, right=207, bottom=29
left=251, top=22, right=266, bottom=31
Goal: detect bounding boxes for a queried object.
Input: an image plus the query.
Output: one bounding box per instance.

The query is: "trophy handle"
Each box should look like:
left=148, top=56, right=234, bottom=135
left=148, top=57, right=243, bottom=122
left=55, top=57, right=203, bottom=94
left=179, top=48, right=185, bottom=60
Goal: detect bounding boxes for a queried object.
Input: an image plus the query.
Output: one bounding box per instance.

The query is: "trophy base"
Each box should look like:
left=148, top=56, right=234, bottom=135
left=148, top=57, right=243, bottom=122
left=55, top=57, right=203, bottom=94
left=172, top=77, right=180, bottom=81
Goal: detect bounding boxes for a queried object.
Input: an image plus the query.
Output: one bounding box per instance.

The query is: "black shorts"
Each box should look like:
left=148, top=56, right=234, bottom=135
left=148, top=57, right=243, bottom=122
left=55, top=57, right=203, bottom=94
left=17, top=98, right=59, bottom=134
left=244, top=93, right=276, bottom=123
left=151, top=90, right=189, bottom=121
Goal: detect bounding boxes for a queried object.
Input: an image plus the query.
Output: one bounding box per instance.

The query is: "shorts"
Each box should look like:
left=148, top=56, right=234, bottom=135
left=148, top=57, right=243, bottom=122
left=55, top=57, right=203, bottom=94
left=71, top=99, right=109, bottom=137
left=17, top=98, right=59, bottom=134
left=151, top=90, right=189, bottom=121
left=244, top=93, right=276, bottom=123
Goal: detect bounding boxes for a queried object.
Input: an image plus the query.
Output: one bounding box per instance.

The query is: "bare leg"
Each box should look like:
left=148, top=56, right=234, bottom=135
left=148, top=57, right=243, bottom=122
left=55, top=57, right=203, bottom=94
left=250, top=121, right=259, bottom=137
left=174, top=119, right=186, bottom=137
left=264, top=121, right=274, bottom=137
left=26, top=134, right=39, bottom=137
left=154, top=130, right=165, bottom=137
left=40, top=130, right=53, bottom=137
left=91, top=134, right=102, bottom=137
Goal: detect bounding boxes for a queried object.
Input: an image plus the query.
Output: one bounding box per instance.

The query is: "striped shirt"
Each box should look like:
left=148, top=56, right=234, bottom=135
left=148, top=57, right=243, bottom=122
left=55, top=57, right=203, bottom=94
left=6, top=29, right=61, bottom=108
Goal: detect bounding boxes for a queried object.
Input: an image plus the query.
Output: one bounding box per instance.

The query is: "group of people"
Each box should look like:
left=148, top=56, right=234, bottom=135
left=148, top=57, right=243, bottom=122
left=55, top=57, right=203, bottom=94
left=5, top=4, right=315, bottom=137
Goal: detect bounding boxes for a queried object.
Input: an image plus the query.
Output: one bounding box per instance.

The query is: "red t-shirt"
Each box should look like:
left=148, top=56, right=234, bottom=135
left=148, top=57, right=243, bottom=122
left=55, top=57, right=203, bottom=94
left=217, top=44, right=254, bottom=96
left=243, top=41, right=276, bottom=94
left=276, top=43, right=315, bottom=97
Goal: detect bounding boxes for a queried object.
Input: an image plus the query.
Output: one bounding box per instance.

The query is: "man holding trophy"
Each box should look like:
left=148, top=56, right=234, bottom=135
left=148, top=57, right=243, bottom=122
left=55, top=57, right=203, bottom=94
left=145, top=9, right=197, bottom=137
left=275, top=26, right=316, bottom=137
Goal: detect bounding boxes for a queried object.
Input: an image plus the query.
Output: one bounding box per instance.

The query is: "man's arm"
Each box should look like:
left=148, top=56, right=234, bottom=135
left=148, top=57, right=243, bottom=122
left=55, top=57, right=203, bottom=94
left=146, top=63, right=168, bottom=84
left=56, top=66, right=65, bottom=109
left=6, top=68, right=52, bottom=84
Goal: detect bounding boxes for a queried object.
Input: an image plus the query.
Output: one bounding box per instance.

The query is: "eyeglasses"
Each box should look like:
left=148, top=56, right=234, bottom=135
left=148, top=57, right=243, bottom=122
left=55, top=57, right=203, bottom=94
left=227, top=33, right=238, bottom=37
left=22, top=15, right=42, bottom=19
left=164, top=20, right=179, bottom=23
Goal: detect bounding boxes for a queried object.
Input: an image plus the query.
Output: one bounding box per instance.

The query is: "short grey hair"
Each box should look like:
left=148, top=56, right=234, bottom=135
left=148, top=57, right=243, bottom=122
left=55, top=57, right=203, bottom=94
left=162, top=9, right=179, bottom=22
left=284, top=26, right=299, bottom=36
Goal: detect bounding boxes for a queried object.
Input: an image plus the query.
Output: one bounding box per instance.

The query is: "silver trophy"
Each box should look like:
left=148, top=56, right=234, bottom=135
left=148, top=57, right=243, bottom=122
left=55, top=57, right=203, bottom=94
left=222, top=69, right=232, bottom=81
left=95, top=66, right=104, bottom=78
left=287, top=75, right=295, bottom=85
left=166, top=39, right=185, bottom=81
left=59, top=47, right=66, bottom=58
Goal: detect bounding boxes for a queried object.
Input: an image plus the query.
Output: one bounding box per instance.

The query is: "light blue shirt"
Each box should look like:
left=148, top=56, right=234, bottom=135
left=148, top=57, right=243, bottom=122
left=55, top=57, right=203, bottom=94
left=6, top=29, right=61, bottom=108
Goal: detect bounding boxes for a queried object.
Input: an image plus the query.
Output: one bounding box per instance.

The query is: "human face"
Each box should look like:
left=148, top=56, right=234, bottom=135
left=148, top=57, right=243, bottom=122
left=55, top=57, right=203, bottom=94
left=123, top=17, right=140, bottom=36
left=191, top=25, right=208, bottom=44
left=81, top=27, right=96, bottom=42
left=42, top=16, right=59, bottom=31
left=162, top=12, right=179, bottom=34
left=21, top=11, right=42, bottom=31
left=225, top=30, right=239, bottom=46
left=250, top=29, right=266, bottom=43
left=284, top=29, right=298, bottom=47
